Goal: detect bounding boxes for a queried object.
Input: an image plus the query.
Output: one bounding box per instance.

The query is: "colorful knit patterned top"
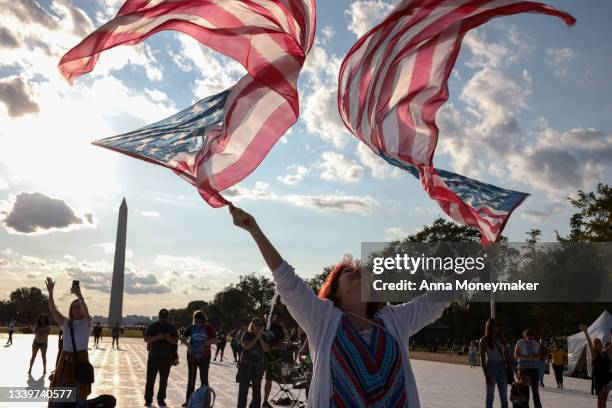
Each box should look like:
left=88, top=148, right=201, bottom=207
left=330, top=315, right=407, bottom=407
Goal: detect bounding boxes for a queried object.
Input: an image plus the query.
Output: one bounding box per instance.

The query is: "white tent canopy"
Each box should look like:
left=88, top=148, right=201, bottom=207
left=567, top=310, right=612, bottom=376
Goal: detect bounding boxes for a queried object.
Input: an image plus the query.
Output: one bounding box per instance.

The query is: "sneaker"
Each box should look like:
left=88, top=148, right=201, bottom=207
left=144, top=402, right=152, bottom=407
left=158, top=400, right=167, bottom=407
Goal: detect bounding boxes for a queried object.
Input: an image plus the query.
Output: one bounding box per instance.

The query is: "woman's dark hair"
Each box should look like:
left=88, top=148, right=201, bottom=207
left=36, top=314, right=50, bottom=328
left=523, top=328, right=536, bottom=338
left=483, top=318, right=505, bottom=347
left=193, top=310, right=207, bottom=323
left=325, top=265, right=385, bottom=318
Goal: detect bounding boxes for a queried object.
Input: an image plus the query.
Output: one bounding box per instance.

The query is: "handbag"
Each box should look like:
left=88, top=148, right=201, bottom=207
left=494, top=340, right=515, bottom=385
left=69, top=321, right=95, bottom=384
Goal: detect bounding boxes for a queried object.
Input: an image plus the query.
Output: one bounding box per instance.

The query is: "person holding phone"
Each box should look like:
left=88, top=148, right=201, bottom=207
left=237, top=317, right=270, bottom=408
left=45, top=277, right=92, bottom=401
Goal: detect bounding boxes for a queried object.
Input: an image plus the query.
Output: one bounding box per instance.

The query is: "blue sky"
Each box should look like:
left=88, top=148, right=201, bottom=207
left=0, top=0, right=610, bottom=316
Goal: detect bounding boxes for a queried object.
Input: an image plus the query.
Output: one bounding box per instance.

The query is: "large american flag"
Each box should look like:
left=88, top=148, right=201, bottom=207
left=338, top=0, right=575, bottom=243
left=59, top=0, right=316, bottom=207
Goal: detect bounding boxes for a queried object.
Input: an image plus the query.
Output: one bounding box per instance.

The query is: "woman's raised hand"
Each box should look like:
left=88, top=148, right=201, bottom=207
left=45, top=277, right=55, bottom=293
left=229, top=204, right=257, bottom=233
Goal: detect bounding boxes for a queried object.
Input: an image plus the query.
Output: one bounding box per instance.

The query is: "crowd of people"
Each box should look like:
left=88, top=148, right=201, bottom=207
left=477, top=319, right=611, bottom=408
left=0, top=203, right=610, bottom=407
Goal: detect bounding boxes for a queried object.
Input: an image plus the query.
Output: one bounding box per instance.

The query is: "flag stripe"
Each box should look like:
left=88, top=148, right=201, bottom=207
left=339, top=0, right=574, bottom=242
left=62, top=0, right=315, bottom=207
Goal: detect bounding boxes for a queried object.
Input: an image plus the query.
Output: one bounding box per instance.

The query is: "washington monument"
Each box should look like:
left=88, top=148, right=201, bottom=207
left=108, top=198, right=127, bottom=327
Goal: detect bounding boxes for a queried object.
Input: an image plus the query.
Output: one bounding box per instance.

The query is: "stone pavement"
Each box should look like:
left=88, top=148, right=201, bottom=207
left=1, top=334, right=609, bottom=407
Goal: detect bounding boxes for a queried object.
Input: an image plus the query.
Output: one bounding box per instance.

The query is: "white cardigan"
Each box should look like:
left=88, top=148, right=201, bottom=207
left=273, top=261, right=452, bottom=408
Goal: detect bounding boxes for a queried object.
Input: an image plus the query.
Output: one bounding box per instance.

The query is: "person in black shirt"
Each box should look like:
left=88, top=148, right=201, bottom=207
left=237, top=317, right=270, bottom=408
left=144, top=309, right=178, bottom=407
left=262, top=312, right=285, bottom=408
left=92, top=322, right=102, bottom=348
left=214, top=325, right=227, bottom=362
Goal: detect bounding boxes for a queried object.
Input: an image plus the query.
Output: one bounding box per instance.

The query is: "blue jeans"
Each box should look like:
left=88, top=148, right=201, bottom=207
left=469, top=351, right=478, bottom=367
left=485, top=361, right=508, bottom=408
left=537, top=361, right=545, bottom=384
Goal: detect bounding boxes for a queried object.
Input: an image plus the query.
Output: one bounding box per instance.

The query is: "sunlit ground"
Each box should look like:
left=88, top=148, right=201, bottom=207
left=1, top=334, right=609, bottom=407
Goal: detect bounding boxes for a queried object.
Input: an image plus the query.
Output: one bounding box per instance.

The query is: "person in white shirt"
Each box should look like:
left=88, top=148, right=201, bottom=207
left=229, top=204, right=456, bottom=408
left=45, top=277, right=92, bottom=401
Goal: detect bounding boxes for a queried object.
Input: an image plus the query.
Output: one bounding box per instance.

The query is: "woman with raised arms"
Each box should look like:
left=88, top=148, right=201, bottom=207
left=229, top=204, right=454, bottom=408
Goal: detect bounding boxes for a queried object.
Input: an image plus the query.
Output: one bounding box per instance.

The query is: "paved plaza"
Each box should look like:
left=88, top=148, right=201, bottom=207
left=1, top=334, right=610, bottom=407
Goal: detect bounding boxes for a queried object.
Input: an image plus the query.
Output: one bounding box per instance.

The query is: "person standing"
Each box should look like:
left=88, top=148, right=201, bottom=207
left=479, top=319, right=509, bottom=408
left=538, top=339, right=548, bottom=387
left=515, top=329, right=542, bottom=408
left=549, top=342, right=567, bottom=389
left=144, top=309, right=178, bottom=408
left=230, top=329, right=240, bottom=363
left=262, top=312, right=285, bottom=408
left=180, top=311, right=216, bottom=407
left=580, top=323, right=611, bottom=408
left=45, top=277, right=93, bottom=402
left=214, top=325, right=227, bottom=361
left=469, top=340, right=478, bottom=368
left=111, top=323, right=122, bottom=349
left=6, top=317, right=15, bottom=345
left=92, top=322, right=102, bottom=348
left=29, top=314, right=51, bottom=374
left=237, top=317, right=270, bottom=408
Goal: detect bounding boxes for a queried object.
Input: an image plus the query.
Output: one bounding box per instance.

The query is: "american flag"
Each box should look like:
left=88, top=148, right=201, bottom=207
left=338, top=0, right=575, bottom=243
left=59, top=0, right=316, bottom=207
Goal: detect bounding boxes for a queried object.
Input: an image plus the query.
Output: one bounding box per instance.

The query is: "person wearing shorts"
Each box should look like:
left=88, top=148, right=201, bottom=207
left=29, top=314, right=51, bottom=374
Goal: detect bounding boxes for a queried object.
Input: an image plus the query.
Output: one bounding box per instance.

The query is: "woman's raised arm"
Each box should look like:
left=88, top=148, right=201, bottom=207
left=45, top=278, right=66, bottom=326
left=229, top=204, right=283, bottom=271
left=228, top=205, right=333, bottom=337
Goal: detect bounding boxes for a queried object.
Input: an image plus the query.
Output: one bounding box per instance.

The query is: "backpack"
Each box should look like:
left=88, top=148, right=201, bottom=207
left=188, top=385, right=216, bottom=408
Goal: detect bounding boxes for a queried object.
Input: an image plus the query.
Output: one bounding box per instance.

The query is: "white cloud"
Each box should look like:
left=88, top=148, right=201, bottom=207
left=300, top=44, right=349, bottom=148
left=94, top=242, right=134, bottom=259
left=321, top=25, right=335, bottom=42
left=0, top=177, right=8, bottom=190
left=286, top=193, right=379, bottom=215
left=356, top=143, right=402, bottom=179
left=223, top=182, right=379, bottom=214
left=520, top=202, right=565, bottom=221
left=318, top=151, right=364, bottom=182
left=385, top=226, right=407, bottom=241
left=345, top=0, right=395, bottom=37
left=545, top=47, right=576, bottom=77
left=437, top=28, right=612, bottom=198
left=0, top=192, right=95, bottom=235
left=277, top=165, right=309, bottom=185
left=170, top=35, right=245, bottom=99
left=138, top=210, right=160, bottom=218
left=153, top=254, right=236, bottom=295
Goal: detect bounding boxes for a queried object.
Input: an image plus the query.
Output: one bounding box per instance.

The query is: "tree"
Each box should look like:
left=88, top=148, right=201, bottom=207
left=9, top=287, right=47, bottom=324
left=305, top=266, right=333, bottom=294
left=565, top=183, right=612, bottom=242
left=234, top=273, right=276, bottom=315
left=407, top=217, right=481, bottom=243
left=525, top=228, right=542, bottom=243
